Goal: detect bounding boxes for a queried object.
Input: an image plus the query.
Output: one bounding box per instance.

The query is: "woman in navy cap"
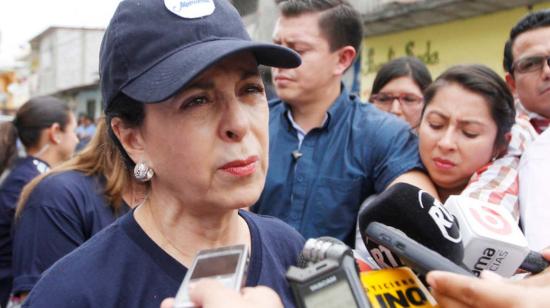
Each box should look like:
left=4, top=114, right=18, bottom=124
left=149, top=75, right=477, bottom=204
left=0, top=96, right=77, bottom=307
left=22, top=0, right=303, bottom=307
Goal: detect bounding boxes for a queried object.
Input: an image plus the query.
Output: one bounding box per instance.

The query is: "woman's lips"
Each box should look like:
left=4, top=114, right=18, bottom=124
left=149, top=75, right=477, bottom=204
left=433, top=158, right=456, bottom=170
left=220, top=156, right=259, bottom=177
left=274, top=75, right=293, bottom=85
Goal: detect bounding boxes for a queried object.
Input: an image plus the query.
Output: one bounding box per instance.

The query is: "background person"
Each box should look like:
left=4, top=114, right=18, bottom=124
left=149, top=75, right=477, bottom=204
left=417, top=64, right=515, bottom=202
left=0, top=96, right=77, bottom=307
left=21, top=0, right=305, bottom=307
left=9, top=120, right=138, bottom=303
left=502, top=9, right=550, bottom=250
left=369, top=56, right=432, bottom=129
left=355, top=65, right=516, bottom=255
left=75, top=114, right=97, bottom=151
left=252, top=0, right=436, bottom=247
left=518, top=128, right=550, bottom=251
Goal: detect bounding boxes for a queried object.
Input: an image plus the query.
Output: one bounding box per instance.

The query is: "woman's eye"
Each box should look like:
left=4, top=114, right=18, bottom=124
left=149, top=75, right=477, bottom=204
left=463, top=131, right=479, bottom=138
left=428, top=123, right=443, bottom=130
left=244, top=84, right=264, bottom=95
left=183, top=96, right=209, bottom=108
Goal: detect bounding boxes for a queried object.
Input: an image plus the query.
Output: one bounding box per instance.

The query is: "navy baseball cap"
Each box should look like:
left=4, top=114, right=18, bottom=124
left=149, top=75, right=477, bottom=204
left=100, top=0, right=301, bottom=108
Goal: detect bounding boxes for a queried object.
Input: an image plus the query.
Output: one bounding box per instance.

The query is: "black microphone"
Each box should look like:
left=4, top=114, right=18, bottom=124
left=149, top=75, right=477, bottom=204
left=358, top=183, right=464, bottom=269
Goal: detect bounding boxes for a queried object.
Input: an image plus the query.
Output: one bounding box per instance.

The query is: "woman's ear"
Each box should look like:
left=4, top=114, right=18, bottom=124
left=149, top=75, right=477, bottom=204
left=47, top=123, right=62, bottom=144
left=110, top=117, right=145, bottom=164
left=493, top=132, right=512, bottom=159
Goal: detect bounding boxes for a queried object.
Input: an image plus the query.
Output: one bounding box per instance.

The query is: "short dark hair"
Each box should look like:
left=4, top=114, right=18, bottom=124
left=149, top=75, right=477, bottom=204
left=422, top=65, right=515, bottom=150
left=371, top=56, right=432, bottom=96
left=0, top=96, right=71, bottom=174
left=279, top=0, right=363, bottom=55
left=503, top=9, right=550, bottom=73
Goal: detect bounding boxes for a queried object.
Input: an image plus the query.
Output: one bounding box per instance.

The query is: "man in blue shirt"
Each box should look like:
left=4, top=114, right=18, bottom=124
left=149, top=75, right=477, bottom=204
left=252, top=0, right=436, bottom=246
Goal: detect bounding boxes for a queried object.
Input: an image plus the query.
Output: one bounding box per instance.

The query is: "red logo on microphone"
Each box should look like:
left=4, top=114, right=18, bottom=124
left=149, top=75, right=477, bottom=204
left=469, top=206, right=512, bottom=236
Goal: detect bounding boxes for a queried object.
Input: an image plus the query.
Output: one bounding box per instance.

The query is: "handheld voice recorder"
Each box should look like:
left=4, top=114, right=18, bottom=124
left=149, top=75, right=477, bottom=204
left=174, top=244, right=249, bottom=308
left=286, top=237, right=371, bottom=308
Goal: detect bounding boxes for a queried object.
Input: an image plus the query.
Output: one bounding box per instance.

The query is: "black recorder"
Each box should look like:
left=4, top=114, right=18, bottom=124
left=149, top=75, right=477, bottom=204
left=286, top=237, right=371, bottom=308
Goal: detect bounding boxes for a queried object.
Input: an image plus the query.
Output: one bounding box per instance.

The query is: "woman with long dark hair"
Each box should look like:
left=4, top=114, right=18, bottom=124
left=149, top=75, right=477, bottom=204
left=0, top=96, right=77, bottom=307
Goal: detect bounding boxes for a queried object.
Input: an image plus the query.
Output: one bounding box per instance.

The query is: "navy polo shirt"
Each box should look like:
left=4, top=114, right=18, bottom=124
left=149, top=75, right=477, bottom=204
left=252, top=87, right=423, bottom=245
left=23, top=210, right=305, bottom=308
left=0, top=156, right=49, bottom=305
left=12, top=170, right=129, bottom=295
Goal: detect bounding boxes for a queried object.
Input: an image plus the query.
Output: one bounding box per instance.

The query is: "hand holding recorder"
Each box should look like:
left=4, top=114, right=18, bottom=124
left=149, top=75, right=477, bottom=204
left=161, top=280, right=283, bottom=308
left=173, top=245, right=249, bottom=308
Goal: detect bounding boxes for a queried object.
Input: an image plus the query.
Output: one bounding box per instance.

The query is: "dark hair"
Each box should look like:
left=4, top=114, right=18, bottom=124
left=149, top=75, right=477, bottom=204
left=104, top=93, right=145, bottom=171
left=371, top=56, right=432, bottom=96
left=279, top=0, right=363, bottom=56
left=503, top=9, right=550, bottom=73
left=0, top=96, right=71, bottom=174
left=0, top=122, right=18, bottom=175
left=422, top=65, right=515, bottom=150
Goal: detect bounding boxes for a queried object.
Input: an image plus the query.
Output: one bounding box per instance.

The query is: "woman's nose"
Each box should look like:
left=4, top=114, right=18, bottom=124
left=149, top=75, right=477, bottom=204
left=390, top=98, right=402, bottom=116
left=437, top=128, right=457, bottom=151
left=220, top=100, right=249, bottom=142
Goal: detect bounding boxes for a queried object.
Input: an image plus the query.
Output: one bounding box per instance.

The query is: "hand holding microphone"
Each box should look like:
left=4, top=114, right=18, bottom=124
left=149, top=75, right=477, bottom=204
left=427, top=249, right=550, bottom=308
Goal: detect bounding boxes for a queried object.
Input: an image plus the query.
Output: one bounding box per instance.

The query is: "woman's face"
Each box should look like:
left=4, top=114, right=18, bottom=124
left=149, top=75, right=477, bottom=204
left=418, top=83, right=498, bottom=192
left=372, top=76, right=424, bottom=127
left=57, top=112, right=78, bottom=160
left=139, top=53, right=269, bottom=211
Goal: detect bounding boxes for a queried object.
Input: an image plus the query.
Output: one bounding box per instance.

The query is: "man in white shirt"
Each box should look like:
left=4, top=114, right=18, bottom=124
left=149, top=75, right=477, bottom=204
left=503, top=9, right=550, bottom=250
left=519, top=128, right=550, bottom=251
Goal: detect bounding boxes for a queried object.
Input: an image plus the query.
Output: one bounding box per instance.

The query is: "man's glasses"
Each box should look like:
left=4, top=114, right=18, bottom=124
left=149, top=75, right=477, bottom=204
left=370, top=93, right=423, bottom=108
left=512, top=55, right=550, bottom=74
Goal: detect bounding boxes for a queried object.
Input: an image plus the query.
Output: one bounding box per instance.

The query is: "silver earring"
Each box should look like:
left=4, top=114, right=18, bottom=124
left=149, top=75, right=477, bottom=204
left=134, top=161, right=154, bottom=182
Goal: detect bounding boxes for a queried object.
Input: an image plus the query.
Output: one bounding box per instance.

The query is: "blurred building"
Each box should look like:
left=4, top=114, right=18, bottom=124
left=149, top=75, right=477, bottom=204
left=239, top=0, right=550, bottom=99
left=0, top=70, right=16, bottom=113
left=359, top=0, right=550, bottom=98
left=27, top=27, right=104, bottom=119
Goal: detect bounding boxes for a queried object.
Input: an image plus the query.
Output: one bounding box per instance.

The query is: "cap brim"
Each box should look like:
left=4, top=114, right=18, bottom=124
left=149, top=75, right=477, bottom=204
left=121, top=39, right=301, bottom=103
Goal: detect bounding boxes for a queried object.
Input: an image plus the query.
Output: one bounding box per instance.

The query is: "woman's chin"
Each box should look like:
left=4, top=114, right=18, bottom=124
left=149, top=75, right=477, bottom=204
left=232, top=193, right=262, bottom=209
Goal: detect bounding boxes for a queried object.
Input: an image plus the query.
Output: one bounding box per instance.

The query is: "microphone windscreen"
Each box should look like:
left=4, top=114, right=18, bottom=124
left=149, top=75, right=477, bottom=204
left=358, top=183, right=464, bottom=266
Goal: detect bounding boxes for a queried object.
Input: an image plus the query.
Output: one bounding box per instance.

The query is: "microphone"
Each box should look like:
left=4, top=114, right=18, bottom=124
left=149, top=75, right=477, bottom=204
left=358, top=183, right=464, bottom=269
left=445, top=195, right=549, bottom=277
left=292, top=150, right=303, bottom=160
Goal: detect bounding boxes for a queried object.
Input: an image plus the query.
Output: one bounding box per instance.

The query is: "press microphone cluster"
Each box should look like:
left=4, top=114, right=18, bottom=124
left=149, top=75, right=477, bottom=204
left=286, top=183, right=549, bottom=307
left=357, top=183, right=548, bottom=278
